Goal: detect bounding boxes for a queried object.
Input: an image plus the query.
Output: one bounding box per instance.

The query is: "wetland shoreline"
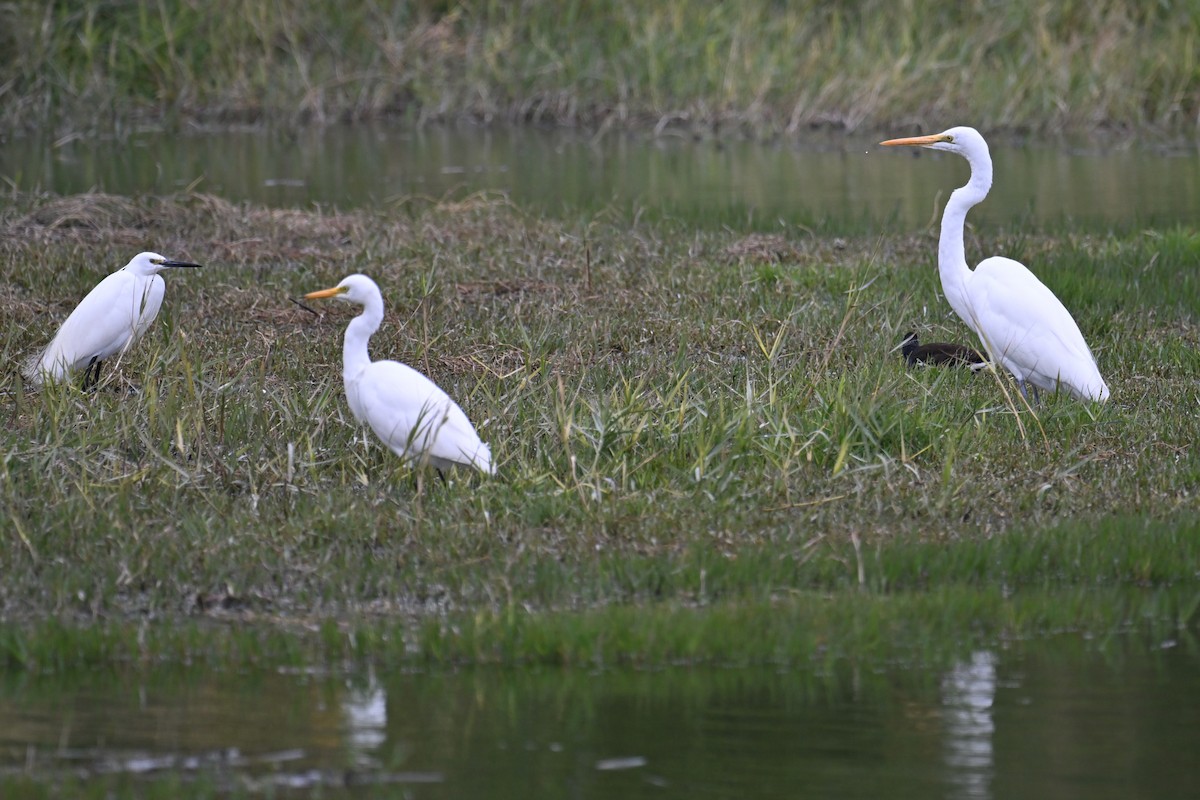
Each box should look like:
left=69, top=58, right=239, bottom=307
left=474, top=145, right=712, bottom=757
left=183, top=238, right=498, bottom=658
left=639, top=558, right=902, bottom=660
left=1, top=192, right=1197, bottom=671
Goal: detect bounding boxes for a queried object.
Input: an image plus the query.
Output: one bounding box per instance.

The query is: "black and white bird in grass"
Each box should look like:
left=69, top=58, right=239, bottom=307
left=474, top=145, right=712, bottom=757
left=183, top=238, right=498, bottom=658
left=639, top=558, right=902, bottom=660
left=898, top=331, right=987, bottom=370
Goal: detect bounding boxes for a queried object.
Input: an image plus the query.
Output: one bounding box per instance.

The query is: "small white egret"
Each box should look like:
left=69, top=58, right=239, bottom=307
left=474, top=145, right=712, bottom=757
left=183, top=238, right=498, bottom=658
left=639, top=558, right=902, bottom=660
left=304, top=274, right=495, bottom=477
left=24, top=251, right=203, bottom=389
left=880, top=127, right=1109, bottom=402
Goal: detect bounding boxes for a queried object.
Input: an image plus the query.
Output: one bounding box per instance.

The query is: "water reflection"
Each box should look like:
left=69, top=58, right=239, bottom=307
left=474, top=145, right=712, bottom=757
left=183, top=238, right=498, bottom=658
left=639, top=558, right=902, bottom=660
left=341, top=667, right=387, bottom=760
left=942, top=650, right=996, bottom=800
left=0, top=641, right=1197, bottom=798
left=3, top=126, right=1200, bottom=231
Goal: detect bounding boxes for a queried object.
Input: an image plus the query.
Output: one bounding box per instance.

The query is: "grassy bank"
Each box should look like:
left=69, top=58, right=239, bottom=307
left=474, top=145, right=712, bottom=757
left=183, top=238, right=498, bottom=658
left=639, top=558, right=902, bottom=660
left=1, top=192, right=1198, bottom=670
left=3, top=1, right=1199, bottom=136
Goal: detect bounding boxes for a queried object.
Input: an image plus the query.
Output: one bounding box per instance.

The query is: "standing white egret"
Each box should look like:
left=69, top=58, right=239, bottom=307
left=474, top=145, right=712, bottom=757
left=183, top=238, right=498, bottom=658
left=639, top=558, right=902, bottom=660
left=24, top=251, right=203, bottom=389
left=304, top=274, right=495, bottom=477
left=880, top=127, right=1109, bottom=402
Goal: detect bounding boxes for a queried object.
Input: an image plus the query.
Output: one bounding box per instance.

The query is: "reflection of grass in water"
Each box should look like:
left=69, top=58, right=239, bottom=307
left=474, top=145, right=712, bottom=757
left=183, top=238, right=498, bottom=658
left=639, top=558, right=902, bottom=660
left=3, top=1, right=1198, bottom=134
left=1, top=192, right=1199, bottom=671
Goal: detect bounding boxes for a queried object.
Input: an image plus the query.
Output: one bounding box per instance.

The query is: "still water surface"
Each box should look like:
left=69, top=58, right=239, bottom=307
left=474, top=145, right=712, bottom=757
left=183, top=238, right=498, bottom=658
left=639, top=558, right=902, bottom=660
left=4, top=126, right=1200, bottom=231
left=1, top=640, right=1197, bottom=798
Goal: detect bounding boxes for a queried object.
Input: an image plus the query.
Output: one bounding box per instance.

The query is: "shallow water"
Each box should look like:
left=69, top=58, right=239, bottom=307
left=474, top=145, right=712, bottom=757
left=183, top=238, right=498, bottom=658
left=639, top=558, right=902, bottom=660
left=1, top=639, right=1197, bottom=798
left=4, top=126, right=1200, bottom=231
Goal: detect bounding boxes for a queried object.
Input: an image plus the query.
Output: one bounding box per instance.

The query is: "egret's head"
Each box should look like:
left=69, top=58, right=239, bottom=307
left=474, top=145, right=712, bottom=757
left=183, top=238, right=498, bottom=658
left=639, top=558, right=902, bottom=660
left=880, top=126, right=988, bottom=158
left=304, top=274, right=381, bottom=307
left=127, top=251, right=204, bottom=275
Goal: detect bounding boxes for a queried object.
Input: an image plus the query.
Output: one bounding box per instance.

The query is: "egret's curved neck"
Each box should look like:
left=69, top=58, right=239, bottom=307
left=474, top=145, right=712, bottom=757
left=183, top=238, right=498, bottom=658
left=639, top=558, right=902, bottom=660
left=342, top=295, right=383, bottom=381
left=939, top=147, right=993, bottom=310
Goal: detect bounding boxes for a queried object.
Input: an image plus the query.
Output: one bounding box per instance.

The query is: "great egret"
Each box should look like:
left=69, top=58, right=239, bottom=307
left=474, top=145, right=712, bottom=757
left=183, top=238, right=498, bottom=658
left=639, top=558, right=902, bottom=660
left=880, top=127, right=1109, bottom=402
left=899, top=331, right=986, bottom=369
left=23, top=251, right=203, bottom=389
left=304, top=274, right=495, bottom=477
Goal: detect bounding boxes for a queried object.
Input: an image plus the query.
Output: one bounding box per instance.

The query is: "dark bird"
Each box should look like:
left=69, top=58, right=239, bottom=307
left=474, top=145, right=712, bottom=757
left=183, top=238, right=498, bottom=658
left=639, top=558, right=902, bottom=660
left=899, top=331, right=987, bottom=369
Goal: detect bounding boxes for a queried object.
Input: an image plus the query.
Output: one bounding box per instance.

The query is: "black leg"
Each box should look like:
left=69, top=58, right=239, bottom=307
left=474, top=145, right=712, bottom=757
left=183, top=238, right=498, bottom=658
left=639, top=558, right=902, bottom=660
left=436, top=468, right=448, bottom=485
left=82, top=357, right=102, bottom=391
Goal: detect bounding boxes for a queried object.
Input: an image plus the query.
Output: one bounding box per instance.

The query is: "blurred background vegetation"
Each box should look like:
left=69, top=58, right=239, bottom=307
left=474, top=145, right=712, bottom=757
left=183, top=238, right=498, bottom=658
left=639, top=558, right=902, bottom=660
left=2, top=0, right=1198, bottom=136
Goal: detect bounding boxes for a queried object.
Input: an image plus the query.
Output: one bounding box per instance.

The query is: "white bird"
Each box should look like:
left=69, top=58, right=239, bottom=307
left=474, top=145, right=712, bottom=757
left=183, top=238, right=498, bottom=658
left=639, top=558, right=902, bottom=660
left=304, top=274, right=495, bottom=477
left=24, top=251, right=203, bottom=389
left=880, top=127, right=1109, bottom=402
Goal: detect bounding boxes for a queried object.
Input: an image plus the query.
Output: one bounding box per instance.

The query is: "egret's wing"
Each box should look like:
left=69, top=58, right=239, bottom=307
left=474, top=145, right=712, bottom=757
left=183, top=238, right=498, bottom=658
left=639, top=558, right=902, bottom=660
left=968, top=257, right=1105, bottom=398
left=130, top=275, right=166, bottom=344
left=28, top=271, right=142, bottom=380
left=356, top=360, right=493, bottom=472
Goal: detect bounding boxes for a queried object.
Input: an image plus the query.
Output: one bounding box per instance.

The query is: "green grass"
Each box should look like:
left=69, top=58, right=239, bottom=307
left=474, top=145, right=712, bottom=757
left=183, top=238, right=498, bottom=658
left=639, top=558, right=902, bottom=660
left=0, top=192, right=1199, bottom=672
left=3, top=1, right=1200, bottom=136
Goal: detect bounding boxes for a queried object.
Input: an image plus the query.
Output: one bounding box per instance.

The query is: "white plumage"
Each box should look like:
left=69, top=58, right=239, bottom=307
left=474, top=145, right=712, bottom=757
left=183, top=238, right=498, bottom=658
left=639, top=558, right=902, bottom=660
left=24, top=251, right=202, bottom=388
left=881, top=126, right=1109, bottom=402
left=305, top=274, right=495, bottom=476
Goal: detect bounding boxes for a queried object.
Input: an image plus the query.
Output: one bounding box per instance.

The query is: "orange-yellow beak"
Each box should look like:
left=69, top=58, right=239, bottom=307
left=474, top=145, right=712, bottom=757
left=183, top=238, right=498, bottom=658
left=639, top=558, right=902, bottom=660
left=880, top=133, right=952, bottom=147
left=304, top=285, right=349, bottom=300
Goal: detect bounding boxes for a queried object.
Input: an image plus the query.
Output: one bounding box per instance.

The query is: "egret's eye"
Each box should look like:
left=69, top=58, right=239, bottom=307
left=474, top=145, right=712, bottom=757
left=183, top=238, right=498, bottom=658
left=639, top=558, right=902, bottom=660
left=151, top=258, right=164, bottom=265
left=944, top=135, right=955, bottom=143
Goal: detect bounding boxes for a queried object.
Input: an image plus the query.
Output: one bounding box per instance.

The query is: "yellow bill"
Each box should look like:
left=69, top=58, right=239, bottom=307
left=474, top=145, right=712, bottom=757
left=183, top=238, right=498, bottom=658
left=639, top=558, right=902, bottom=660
left=304, top=285, right=349, bottom=300
left=880, top=133, right=953, bottom=147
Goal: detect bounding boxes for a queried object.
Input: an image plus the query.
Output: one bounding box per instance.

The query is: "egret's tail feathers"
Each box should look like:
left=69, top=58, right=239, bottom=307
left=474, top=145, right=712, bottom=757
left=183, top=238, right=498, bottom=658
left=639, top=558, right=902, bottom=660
left=1058, top=363, right=1110, bottom=403
left=468, top=442, right=496, bottom=476
left=21, top=353, right=44, bottom=387
left=20, top=347, right=62, bottom=387
left=1077, top=378, right=1110, bottom=403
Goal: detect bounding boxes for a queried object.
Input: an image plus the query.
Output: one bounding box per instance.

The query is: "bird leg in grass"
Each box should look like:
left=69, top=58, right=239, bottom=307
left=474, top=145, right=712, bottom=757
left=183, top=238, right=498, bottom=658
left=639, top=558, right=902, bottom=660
left=410, top=467, right=447, bottom=493
left=82, top=357, right=102, bottom=391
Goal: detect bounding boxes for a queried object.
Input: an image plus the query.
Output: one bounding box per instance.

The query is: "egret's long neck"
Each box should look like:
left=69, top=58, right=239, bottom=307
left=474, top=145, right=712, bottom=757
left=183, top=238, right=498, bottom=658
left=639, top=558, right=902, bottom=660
left=342, top=296, right=383, bottom=382
left=938, top=148, right=993, bottom=324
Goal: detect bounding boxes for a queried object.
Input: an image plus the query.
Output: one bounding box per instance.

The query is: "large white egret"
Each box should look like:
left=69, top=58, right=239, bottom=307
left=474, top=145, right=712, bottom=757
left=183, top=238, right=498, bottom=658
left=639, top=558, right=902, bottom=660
left=880, top=127, right=1109, bottom=402
left=24, top=251, right=203, bottom=389
left=304, top=274, right=495, bottom=477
